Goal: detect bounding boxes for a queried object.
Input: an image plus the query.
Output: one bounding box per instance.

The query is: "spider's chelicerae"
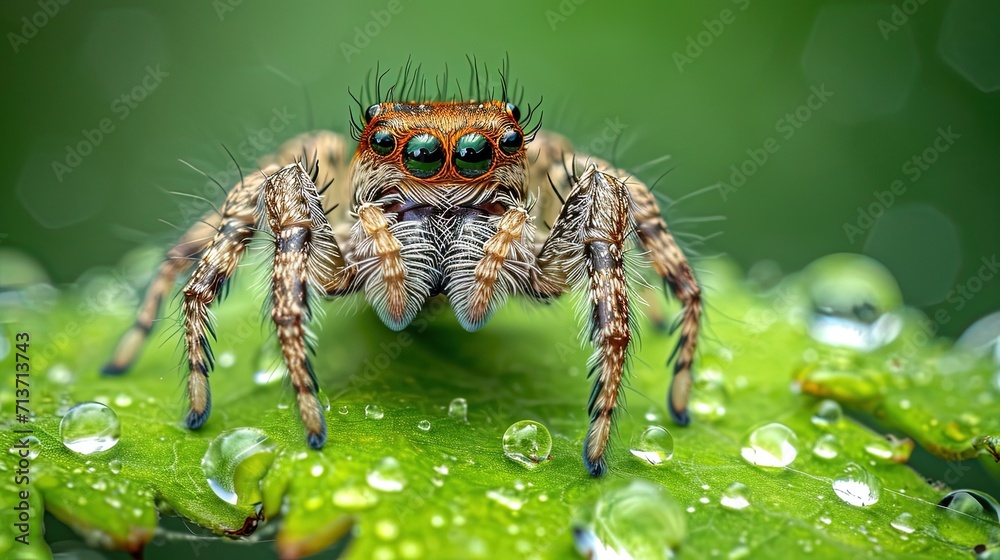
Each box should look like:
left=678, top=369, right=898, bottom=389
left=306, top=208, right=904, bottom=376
left=103, top=69, right=702, bottom=476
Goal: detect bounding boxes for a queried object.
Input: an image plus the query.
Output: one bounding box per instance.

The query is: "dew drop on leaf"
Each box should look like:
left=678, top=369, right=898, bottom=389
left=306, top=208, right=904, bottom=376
left=812, top=433, right=840, bottom=460
left=201, top=428, right=274, bottom=506
left=803, top=253, right=903, bottom=351
left=108, top=459, right=122, bottom=474
left=9, top=435, right=40, bottom=460
left=689, top=367, right=728, bottom=421
left=332, top=480, right=379, bottom=510
left=60, top=402, right=121, bottom=454
left=365, top=404, right=384, bottom=420
left=417, top=420, right=431, bottom=431
left=720, top=482, right=751, bottom=511
left=502, top=420, right=552, bottom=469
left=832, top=462, right=881, bottom=507
left=628, top=425, right=674, bottom=465
left=891, top=512, right=915, bottom=534
left=367, top=457, right=406, bottom=492
left=448, top=398, right=468, bottom=421
left=741, top=423, right=798, bottom=468
left=573, top=480, right=686, bottom=559
left=811, top=399, right=843, bottom=428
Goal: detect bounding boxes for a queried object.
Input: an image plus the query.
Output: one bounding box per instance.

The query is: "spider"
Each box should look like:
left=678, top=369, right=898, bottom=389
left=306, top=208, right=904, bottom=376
left=102, top=68, right=702, bottom=476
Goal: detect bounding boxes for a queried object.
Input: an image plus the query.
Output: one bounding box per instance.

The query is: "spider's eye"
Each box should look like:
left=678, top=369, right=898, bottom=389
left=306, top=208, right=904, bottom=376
left=505, top=102, right=520, bottom=122
left=454, top=133, right=493, bottom=178
left=403, top=133, right=444, bottom=178
left=499, top=128, right=523, bottom=155
left=369, top=128, right=395, bottom=156
left=364, top=103, right=381, bottom=123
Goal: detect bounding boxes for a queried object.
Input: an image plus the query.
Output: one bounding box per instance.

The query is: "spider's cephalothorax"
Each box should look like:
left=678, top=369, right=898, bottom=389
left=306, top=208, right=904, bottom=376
left=103, top=92, right=702, bottom=477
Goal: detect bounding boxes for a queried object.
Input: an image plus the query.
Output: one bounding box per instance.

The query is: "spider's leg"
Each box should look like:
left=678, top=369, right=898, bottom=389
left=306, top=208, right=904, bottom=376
left=102, top=214, right=220, bottom=375
left=261, top=162, right=348, bottom=448
left=627, top=181, right=702, bottom=426
left=531, top=164, right=634, bottom=477
left=178, top=169, right=267, bottom=429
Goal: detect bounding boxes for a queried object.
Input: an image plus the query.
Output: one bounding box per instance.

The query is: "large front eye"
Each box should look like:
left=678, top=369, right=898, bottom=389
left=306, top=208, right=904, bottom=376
left=499, top=128, right=523, bottom=155
left=403, top=133, right=444, bottom=178
left=370, top=128, right=395, bottom=156
left=454, top=133, right=493, bottom=178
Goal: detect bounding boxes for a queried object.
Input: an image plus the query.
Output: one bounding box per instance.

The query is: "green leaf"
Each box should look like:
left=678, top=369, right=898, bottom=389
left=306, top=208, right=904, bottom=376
left=1, top=255, right=999, bottom=559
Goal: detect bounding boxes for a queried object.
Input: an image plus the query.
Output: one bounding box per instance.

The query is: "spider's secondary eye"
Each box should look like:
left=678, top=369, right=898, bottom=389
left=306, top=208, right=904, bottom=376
left=403, top=133, right=444, bottom=178
left=454, top=133, right=493, bottom=178
left=369, top=128, right=395, bottom=156
left=499, top=129, right=523, bottom=155
left=364, top=103, right=381, bottom=123
left=505, top=102, right=520, bottom=122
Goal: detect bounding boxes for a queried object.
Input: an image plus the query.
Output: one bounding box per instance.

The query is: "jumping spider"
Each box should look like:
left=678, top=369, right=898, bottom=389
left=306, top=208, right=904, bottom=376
left=103, top=71, right=702, bottom=476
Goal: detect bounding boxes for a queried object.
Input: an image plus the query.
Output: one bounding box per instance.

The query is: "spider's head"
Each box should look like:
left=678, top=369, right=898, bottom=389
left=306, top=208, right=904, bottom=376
left=349, top=100, right=530, bottom=208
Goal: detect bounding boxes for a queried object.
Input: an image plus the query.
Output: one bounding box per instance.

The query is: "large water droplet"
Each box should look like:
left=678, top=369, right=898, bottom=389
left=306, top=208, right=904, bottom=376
left=720, top=482, right=751, bottom=511
left=628, top=425, right=674, bottom=465
left=448, top=398, right=468, bottom=421
left=938, top=490, right=1000, bottom=523
left=803, top=254, right=903, bottom=351
left=201, top=428, right=274, bottom=505
left=891, top=512, right=915, bottom=534
left=574, top=480, right=686, bottom=559
left=936, top=489, right=1000, bottom=548
left=367, top=457, right=406, bottom=492
left=741, top=423, right=798, bottom=468
left=60, top=402, right=121, bottom=454
left=502, top=420, right=552, bottom=469
left=812, top=434, right=840, bottom=460
left=365, top=404, right=384, bottom=420
left=832, top=463, right=881, bottom=507
left=957, top=311, right=1000, bottom=365
left=811, top=399, right=843, bottom=428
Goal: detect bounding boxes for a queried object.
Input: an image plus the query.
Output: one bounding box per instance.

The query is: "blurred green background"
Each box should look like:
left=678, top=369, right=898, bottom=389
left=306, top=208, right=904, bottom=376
left=0, top=0, right=997, bottom=337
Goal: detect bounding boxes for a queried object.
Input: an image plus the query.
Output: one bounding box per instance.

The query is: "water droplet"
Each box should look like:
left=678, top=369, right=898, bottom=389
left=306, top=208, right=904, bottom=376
left=864, top=435, right=912, bottom=463
left=201, top=428, right=274, bottom=505
left=367, top=457, right=406, bottom=492
left=108, top=459, right=122, bottom=474
left=59, top=402, right=121, bottom=454
left=217, top=350, right=236, bottom=368
left=414, top=419, right=431, bottom=431
left=804, top=254, right=903, bottom=351
left=48, top=364, right=75, bottom=384
left=448, top=398, right=468, bottom=421
left=812, top=434, right=840, bottom=460
left=365, top=404, right=384, bottom=420
left=574, top=480, right=686, bottom=559
left=811, top=399, right=843, bottom=428
left=338, top=405, right=349, bottom=415
left=957, top=311, right=1000, bottom=365
left=9, top=435, right=40, bottom=460
left=832, top=463, right=881, bottom=507
left=690, top=368, right=727, bottom=421
left=720, top=482, right=751, bottom=511
left=310, top=463, right=325, bottom=477
left=502, top=420, right=552, bottom=469
left=728, top=545, right=752, bottom=559
left=332, top=480, right=379, bottom=510
left=938, top=490, right=1000, bottom=523
left=318, top=391, right=331, bottom=412
left=741, top=423, right=798, bottom=468
left=937, top=490, right=1000, bottom=550
left=628, top=425, right=674, bottom=465
left=433, top=464, right=449, bottom=476
left=891, top=512, right=915, bottom=534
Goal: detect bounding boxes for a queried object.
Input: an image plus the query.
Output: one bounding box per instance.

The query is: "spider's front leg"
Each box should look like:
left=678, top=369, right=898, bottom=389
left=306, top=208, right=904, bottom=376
left=532, top=165, right=635, bottom=476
